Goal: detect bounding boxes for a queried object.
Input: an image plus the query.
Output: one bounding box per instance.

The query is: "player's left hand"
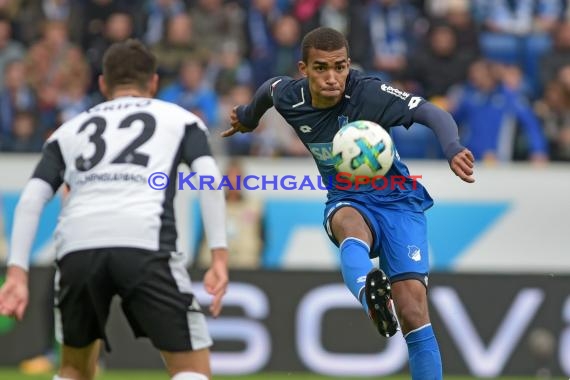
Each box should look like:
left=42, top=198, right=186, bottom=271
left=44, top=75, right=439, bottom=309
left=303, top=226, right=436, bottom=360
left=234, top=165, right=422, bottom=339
left=0, top=266, right=29, bottom=321
left=221, top=106, right=253, bottom=137
left=450, top=148, right=475, bottom=183
left=203, top=248, right=229, bottom=318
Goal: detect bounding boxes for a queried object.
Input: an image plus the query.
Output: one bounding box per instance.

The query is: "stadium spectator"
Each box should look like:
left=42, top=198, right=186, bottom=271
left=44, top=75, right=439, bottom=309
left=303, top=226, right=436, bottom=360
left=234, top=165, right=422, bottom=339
left=11, top=0, right=83, bottom=47
left=449, top=59, right=548, bottom=164
left=223, top=26, right=476, bottom=379
left=209, top=40, right=253, bottom=98
left=0, top=0, right=20, bottom=20
left=1, top=110, right=42, bottom=153
left=158, top=58, right=219, bottom=128
left=292, top=0, right=321, bottom=30
left=75, top=0, right=132, bottom=51
left=539, top=21, right=570, bottom=87
left=85, top=11, right=134, bottom=94
left=478, top=0, right=560, bottom=96
left=0, top=0, right=564, bottom=162
left=56, top=77, right=93, bottom=124
left=245, top=0, right=283, bottom=88
left=363, top=0, right=422, bottom=81
left=271, top=14, right=302, bottom=79
left=0, top=59, right=36, bottom=144
left=535, top=69, right=570, bottom=161
left=443, top=0, right=481, bottom=59
left=189, top=0, right=247, bottom=60
left=0, top=13, right=25, bottom=90
left=143, top=0, right=188, bottom=46
left=151, top=13, right=208, bottom=89
left=299, top=0, right=350, bottom=36
left=406, top=22, right=473, bottom=99
left=292, top=0, right=368, bottom=66
left=0, top=39, right=229, bottom=380
left=24, top=19, right=90, bottom=137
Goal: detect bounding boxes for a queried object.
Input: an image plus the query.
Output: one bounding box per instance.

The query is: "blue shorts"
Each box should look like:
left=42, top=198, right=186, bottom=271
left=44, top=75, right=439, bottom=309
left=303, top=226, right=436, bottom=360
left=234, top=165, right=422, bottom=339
left=324, top=200, right=429, bottom=285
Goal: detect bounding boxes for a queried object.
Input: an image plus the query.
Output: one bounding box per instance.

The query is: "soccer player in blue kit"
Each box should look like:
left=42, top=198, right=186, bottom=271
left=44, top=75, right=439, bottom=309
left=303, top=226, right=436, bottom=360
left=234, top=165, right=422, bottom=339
left=222, top=27, right=475, bottom=379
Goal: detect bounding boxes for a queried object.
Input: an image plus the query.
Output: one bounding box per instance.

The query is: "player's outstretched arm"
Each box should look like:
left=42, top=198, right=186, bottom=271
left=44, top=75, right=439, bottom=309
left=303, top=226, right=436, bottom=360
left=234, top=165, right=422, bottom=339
left=0, top=265, right=28, bottom=320
left=450, top=148, right=475, bottom=183
left=412, top=102, right=475, bottom=183
left=0, top=176, right=56, bottom=320
left=203, top=248, right=229, bottom=318
left=189, top=152, right=230, bottom=317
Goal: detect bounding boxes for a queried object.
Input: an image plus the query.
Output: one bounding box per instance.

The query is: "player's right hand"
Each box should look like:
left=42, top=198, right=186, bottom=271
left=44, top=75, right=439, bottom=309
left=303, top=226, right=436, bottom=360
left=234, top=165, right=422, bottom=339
left=450, top=148, right=475, bottom=183
left=221, top=106, right=253, bottom=137
left=203, top=248, right=229, bottom=318
left=0, top=266, right=29, bottom=321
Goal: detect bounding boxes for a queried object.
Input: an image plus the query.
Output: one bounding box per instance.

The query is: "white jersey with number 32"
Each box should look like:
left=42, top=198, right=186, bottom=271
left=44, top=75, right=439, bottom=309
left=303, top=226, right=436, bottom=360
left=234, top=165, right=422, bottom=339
left=37, top=97, right=212, bottom=258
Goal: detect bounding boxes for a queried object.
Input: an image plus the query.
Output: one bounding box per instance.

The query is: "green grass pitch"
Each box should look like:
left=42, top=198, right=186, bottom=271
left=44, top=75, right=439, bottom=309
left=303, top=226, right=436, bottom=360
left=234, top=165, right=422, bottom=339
left=0, top=370, right=567, bottom=380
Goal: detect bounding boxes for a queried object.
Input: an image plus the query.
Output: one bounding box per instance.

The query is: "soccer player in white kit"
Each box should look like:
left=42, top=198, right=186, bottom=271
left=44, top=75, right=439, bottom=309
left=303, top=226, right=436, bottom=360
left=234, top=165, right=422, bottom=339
left=0, top=39, right=229, bottom=380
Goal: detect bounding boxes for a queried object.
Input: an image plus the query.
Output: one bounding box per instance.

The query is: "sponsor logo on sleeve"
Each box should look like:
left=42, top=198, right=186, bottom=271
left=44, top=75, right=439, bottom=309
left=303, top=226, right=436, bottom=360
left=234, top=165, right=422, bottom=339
left=380, top=84, right=410, bottom=100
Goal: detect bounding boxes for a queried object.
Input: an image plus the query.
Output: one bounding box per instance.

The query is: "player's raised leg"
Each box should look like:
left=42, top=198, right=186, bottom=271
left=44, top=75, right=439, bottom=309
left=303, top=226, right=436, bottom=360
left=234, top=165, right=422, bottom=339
left=56, top=341, right=101, bottom=380
left=329, top=206, right=374, bottom=311
left=328, top=205, right=399, bottom=338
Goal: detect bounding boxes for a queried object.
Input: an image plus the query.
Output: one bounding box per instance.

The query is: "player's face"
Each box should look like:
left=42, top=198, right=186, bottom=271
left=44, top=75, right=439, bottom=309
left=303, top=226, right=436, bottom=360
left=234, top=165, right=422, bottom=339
left=299, top=47, right=350, bottom=108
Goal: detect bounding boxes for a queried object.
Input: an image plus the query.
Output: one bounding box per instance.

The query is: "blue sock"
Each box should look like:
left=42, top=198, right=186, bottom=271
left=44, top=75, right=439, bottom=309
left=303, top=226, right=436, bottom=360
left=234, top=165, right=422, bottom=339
left=405, top=324, right=443, bottom=380
left=339, top=237, right=373, bottom=313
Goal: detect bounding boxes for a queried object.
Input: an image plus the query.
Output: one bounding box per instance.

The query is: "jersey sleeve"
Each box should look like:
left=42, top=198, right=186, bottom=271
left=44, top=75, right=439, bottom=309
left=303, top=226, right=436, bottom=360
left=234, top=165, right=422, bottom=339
left=364, top=80, right=426, bottom=129
left=180, top=120, right=213, bottom=167
left=268, top=76, right=293, bottom=104
left=31, top=138, right=66, bottom=193
left=236, top=76, right=292, bottom=129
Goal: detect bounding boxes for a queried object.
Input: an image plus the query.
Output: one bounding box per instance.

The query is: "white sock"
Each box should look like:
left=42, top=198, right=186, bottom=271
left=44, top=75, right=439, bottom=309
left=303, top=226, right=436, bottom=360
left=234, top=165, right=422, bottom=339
left=171, top=372, right=208, bottom=380
left=53, top=376, right=75, bottom=380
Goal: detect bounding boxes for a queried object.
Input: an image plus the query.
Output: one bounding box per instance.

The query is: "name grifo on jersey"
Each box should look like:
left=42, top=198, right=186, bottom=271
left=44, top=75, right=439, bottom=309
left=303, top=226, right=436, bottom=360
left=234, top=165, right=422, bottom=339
left=87, top=99, right=151, bottom=112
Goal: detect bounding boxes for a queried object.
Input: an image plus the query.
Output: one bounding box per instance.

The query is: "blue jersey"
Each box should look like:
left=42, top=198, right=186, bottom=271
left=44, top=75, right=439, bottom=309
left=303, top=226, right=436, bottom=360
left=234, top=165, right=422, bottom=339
left=268, top=70, right=433, bottom=211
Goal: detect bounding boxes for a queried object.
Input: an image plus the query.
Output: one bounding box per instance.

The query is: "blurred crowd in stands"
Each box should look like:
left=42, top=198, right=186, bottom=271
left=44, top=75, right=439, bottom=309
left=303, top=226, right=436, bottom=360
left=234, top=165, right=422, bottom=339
left=1, top=0, right=570, bottom=162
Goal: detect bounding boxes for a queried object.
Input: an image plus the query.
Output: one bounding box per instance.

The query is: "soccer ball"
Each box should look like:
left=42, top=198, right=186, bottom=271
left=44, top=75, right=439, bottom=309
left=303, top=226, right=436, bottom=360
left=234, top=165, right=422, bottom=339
left=332, top=120, right=394, bottom=180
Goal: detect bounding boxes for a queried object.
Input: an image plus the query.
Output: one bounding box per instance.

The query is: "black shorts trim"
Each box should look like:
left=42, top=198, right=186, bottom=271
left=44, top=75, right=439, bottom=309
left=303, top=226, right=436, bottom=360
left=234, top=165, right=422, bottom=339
left=390, top=272, right=429, bottom=288
left=326, top=204, right=375, bottom=249
left=325, top=202, right=377, bottom=258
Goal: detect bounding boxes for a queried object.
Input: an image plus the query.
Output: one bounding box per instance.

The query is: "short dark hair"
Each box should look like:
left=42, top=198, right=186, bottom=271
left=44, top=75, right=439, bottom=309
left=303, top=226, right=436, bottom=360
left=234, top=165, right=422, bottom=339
left=102, top=39, right=157, bottom=91
left=301, top=27, right=349, bottom=63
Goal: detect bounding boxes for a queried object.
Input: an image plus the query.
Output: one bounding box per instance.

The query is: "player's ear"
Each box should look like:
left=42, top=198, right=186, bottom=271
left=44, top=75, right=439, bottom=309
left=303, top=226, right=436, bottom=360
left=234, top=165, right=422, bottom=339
left=149, top=73, right=159, bottom=97
left=98, top=75, right=109, bottom=98
left=298, top=61, right=307, bottom=77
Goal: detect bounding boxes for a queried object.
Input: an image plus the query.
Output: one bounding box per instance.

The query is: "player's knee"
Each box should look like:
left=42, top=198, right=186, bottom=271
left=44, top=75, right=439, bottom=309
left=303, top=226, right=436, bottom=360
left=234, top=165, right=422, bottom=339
left=171, top=372, right=209, bottom=380
left=396, top=301, right=429, bottom=333
left=392, top=279, right=430, bottom=332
